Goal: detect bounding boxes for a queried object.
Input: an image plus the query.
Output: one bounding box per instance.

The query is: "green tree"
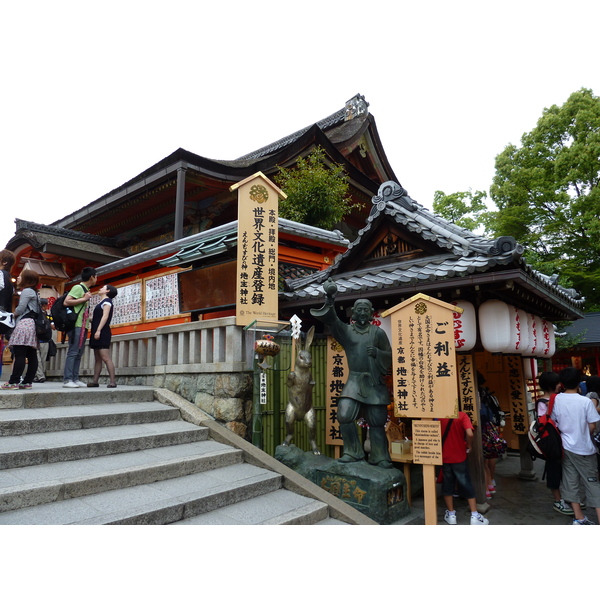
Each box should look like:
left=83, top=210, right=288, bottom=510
left=486, top=88, right=600, bottom=308
left=432, top=189, right=488, bottom=231
left=275, top=147, right=361, bottom=230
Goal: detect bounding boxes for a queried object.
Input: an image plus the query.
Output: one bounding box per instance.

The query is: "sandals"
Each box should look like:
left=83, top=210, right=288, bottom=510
left=107, top=384, right=117, bottom=388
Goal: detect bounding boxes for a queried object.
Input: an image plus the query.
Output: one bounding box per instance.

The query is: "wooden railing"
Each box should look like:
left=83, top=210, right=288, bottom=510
left=47, top=317, right=251, bottom=378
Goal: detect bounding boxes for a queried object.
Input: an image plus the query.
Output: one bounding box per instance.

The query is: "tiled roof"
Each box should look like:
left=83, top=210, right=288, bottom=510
left=282, top=181, right=585, bottom=312
left=236, top=94, right=368, bottom=161
left=95, top=218, right=349, bottom=275
left=563, top=312, right=600, bottom=345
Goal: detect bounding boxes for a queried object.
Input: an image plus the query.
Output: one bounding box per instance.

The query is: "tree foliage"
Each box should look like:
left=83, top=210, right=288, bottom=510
left=485, top=88, right=600, bottom=308
left=432, top=189, right=488, bottom=231
left=275, top=147, right=361, bottom=230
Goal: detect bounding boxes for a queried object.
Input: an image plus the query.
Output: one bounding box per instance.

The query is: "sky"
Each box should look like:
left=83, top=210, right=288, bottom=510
left=1, top=0, right=599, bottom=251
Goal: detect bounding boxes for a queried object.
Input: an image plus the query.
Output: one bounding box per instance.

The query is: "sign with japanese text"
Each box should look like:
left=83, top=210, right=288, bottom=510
left=382, top=294, right=459, bottom=419
left=259, top=371, right=268, bottom=405
left=412, top=420, right=443, bottom=465
left=457, top=354, right=478, bottom=426
left=231, top=173, right=284, bottom=327
left=505, top=355, right=527, bottom=435
left=325, top=336, right=346, bottom=446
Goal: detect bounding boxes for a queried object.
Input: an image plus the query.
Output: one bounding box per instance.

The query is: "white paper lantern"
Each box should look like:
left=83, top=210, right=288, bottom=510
left=523, top=357, right=538, bottom=380
left=503, top=305, right=526, bottom=354
left=530, top=314, right=540, bottom=356
left=452, top=300, right=477, bottom=351
left=479, top=300, right=511, bottom=353
left=539, top=319, right=556, bottom=358
left=523, top=314, right=541, bottom=357
left=516, top=309, right=530, bottom=355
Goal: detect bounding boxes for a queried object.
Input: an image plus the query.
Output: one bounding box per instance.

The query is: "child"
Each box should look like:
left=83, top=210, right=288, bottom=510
left=537, top=371, right=573, bottom=515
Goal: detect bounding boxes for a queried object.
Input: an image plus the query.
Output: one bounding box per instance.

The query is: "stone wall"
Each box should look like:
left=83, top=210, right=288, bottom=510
left=116, top=372, right=254, bottom=440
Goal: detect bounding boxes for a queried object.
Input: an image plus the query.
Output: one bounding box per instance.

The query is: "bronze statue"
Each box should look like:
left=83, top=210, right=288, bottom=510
left=311, top=278, right=393, bottom=468
left=283, top=325, right=321, bottom=455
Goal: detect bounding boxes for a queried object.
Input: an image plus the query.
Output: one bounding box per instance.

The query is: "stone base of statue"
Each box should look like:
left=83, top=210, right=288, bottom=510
left=275, top=444, right=409, bottom=524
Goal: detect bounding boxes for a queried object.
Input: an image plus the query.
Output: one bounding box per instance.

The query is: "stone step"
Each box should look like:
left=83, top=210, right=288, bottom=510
left=0, top=389, right=358, bottom=525
left=0, top=462, right=283, bottom=525
left=0, top=386, right=156, bottom=410
left=0, top=402, right=181, bottom=436
left=0, top=420, right=209, bottom=470
left=171, top=488, right=333, bottom=525
left=0, top=439, right=242, bottom=513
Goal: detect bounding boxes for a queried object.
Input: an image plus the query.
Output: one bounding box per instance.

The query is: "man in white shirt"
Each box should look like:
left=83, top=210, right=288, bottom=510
left=553, top=367, right=600, bottom=524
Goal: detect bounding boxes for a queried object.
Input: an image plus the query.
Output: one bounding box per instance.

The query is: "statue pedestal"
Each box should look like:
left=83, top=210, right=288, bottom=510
left=275, top=445, right=409, bottom=524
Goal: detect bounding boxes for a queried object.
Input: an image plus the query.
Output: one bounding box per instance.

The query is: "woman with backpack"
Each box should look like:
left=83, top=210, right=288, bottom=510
left=537, top=371, right=574, bottom=515
left=478, top=372, right=507, bottom=499
left=1, top=269, right=40, bottom=390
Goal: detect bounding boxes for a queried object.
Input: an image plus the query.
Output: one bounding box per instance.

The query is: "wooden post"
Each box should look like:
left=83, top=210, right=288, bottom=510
left=423, top=463, right=438, bottom=525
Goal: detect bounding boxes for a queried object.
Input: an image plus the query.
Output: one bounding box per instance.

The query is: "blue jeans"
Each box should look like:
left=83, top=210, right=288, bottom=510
left=441, top=459, right=476, bottom=499
left=63, top=327, right=85, bottom=382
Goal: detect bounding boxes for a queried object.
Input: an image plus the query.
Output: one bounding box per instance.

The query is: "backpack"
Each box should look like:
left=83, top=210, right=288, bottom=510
left=51, top=285, right=86, bottom=332
left=527, top=394, right=563, bottom=461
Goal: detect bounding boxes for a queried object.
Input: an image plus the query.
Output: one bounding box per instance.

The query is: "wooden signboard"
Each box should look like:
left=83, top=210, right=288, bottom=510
left=457, top=354, right=478, bottom=426
left=505, top=354, right=528, bottom=435
left=382, top=294, right=460, bottom=420
left=325, top=336, right=346, bottom=447
left=412, top=420, right=443, bottom=465
left=230, top=173, right=285, bottom=327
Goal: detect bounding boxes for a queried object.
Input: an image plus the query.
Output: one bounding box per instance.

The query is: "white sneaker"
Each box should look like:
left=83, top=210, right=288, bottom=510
left=444, top=510, right=457, bottom=525
left=470, top=513, right=489, bottom=525
left=63, top=381, right=78, bottom=388
left=74, top=380, right=87, bottom=388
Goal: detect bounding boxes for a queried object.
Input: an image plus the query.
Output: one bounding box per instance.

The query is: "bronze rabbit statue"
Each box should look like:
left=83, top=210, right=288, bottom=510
left=283, top=325, right=320, bottom=455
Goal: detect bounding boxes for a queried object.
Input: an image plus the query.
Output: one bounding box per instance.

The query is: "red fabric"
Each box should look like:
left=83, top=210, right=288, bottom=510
left=440, top=412, right=473, bottom=464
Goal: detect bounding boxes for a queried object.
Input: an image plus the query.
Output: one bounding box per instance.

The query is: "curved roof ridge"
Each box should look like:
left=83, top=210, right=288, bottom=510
left=236, top=94, right=368, bottom=161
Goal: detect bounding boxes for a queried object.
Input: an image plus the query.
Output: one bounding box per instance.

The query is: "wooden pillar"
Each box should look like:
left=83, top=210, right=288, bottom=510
left=174, top=166, right=187, bottom=240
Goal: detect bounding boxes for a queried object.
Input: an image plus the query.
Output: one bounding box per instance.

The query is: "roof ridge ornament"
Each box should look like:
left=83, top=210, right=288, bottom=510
left=488, top=236, right=521, bottom=256
left=345, top=94, right=369, bottom=121
left=373, top=181, right=417, bottom=213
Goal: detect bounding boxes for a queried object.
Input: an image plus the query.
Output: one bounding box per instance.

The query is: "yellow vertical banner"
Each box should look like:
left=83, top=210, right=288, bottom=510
left=230, top=172, right=285, bottom=327
left=325, top=336, right=345, bottom=447
left=457, top=354, right=478, bottom=426
left=382, top=294, right=460, bottom=419
left=505, top=354, right=528, bottom=435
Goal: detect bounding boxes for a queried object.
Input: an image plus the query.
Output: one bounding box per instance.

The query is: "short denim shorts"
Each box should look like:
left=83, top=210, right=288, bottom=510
left=441, top=459, right=475, bottom=498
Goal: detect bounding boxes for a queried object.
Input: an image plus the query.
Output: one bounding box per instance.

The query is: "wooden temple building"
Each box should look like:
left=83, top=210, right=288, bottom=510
left=2, top=94, right=587, bottom=501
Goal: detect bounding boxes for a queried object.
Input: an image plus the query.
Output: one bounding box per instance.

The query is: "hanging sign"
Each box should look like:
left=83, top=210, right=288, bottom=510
left=505, top=355, right=527, bottom=435
left=259, top=371, right=268, bottom=405
left=325, top=336, right=346, bottom=446
left=412, top=420, right=443, bottom=465
left=230, top=172, right=285, bottom=327
left=382, top=294, right=459, bottom=419
left=457, top=354, right=478, bottom=426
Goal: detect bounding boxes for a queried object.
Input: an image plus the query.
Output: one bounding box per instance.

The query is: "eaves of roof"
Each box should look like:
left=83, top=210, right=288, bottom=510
left=8, top=223, right=129, bottom=265
left=96, top=218, right=349, bottom=275
left=281, top=181, right=585, bottom=319
left=51, top=95, right=388, bottom=233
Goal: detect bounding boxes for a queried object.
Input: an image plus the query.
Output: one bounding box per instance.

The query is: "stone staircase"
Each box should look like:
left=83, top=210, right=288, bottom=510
left=0, top=385, right=373, bottom=525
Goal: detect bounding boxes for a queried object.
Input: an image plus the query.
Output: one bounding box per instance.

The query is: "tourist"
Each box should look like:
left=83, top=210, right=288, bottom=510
left=87, top=284, right=118, bottom=388
left=63, top=267, right=97, bottom=388
left=552, top=367, right=600, bottom=524
left=440, top=411, right=489, bottom=525
left=536, top=371, right=573, bottom=515
left=1, top=269, right=40, bottom=390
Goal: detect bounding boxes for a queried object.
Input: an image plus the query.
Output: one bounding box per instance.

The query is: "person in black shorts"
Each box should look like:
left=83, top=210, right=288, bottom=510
left=87, top=285, right=118, bottom=388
